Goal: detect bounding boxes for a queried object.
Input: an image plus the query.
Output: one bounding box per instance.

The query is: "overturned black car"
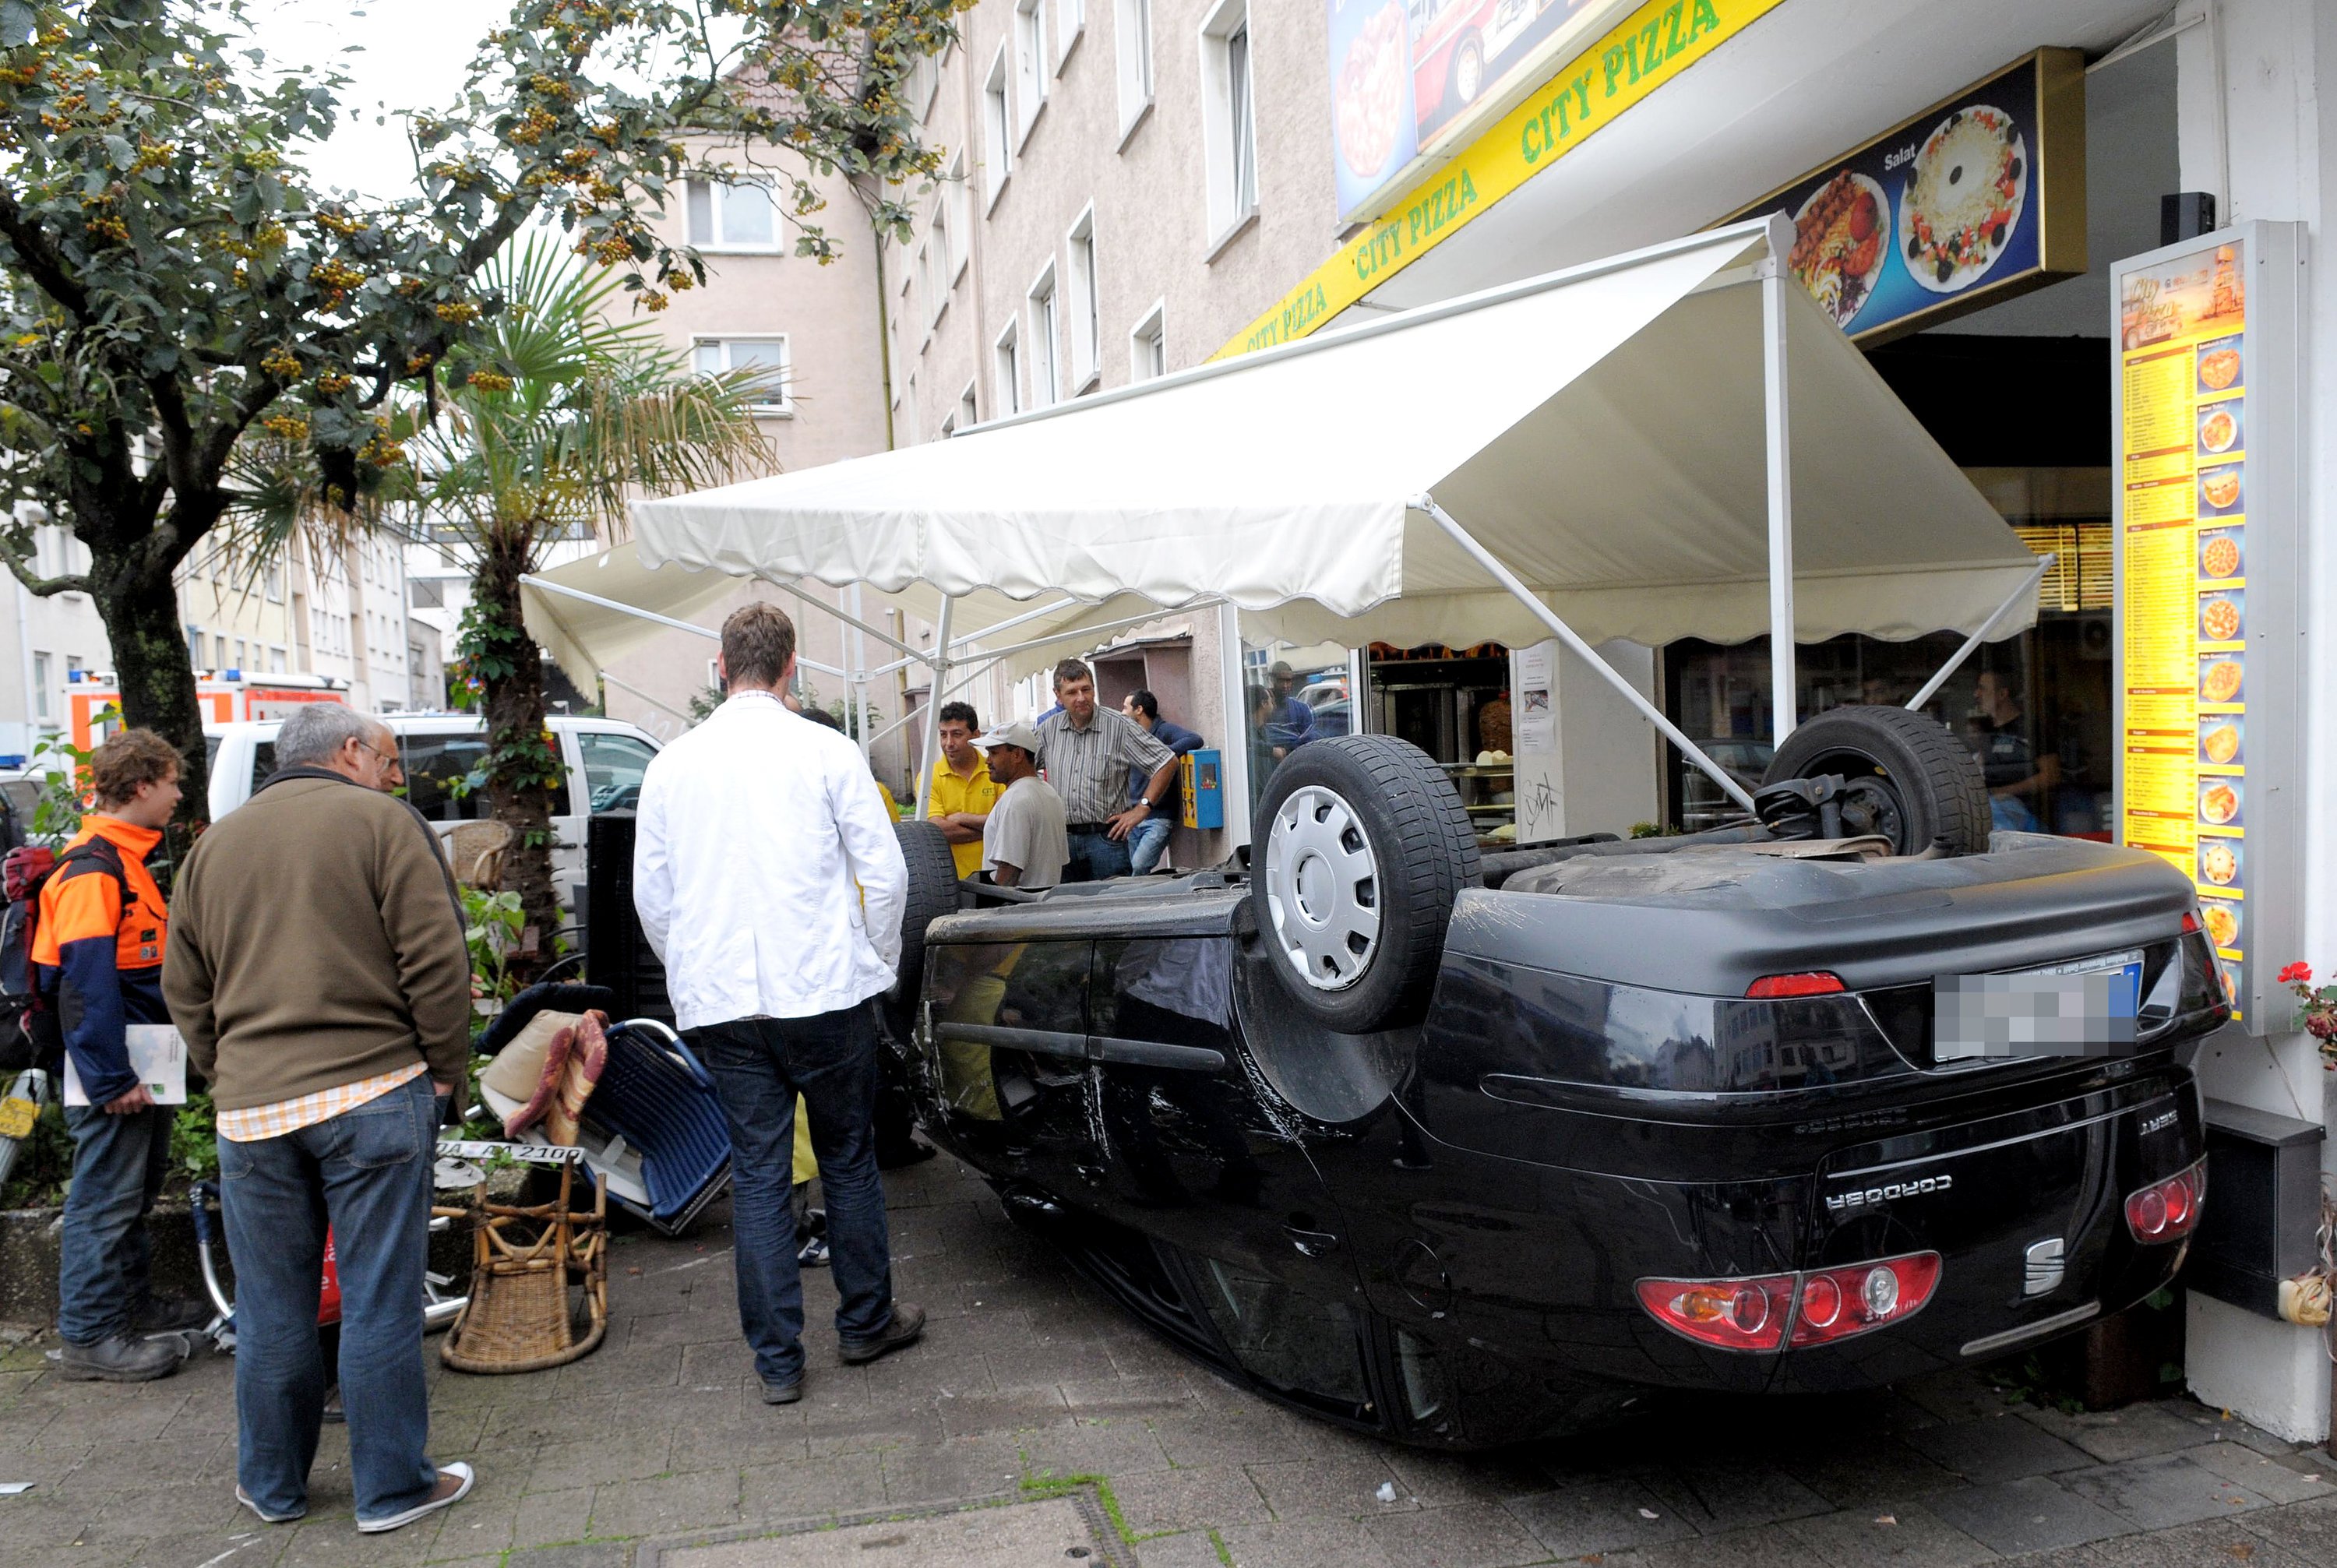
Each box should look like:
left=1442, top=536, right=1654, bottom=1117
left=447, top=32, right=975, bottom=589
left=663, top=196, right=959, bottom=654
left=887, top=706, right=2229, bottom=1450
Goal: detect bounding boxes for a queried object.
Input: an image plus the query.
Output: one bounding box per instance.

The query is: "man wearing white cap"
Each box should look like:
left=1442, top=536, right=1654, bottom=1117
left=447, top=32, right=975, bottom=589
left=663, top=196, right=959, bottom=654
left=972, top=723, right=1068, bottom=891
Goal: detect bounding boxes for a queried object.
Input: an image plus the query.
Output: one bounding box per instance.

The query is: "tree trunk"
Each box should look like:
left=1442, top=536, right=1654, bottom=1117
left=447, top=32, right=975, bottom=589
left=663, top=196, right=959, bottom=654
left=473, top=533, right=561, bottom=981
left=93, top=550, right=212, bottom=874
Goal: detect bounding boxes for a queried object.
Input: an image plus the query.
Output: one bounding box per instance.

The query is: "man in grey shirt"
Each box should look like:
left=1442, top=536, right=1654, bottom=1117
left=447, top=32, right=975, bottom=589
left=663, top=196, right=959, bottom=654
left=1035, top=660, right=1177, bottom=882
left=973, top=724, right=1067, bottom=890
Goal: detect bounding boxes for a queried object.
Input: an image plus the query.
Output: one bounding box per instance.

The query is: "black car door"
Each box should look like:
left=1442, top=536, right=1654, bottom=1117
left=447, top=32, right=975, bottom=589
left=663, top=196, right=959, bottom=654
left=1087, top=936, right=1376, bottom=1418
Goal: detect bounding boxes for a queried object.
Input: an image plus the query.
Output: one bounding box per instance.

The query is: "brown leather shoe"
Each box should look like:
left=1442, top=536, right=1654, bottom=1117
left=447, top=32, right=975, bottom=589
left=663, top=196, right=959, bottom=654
left=837, top=1302, right=926, bottom=1365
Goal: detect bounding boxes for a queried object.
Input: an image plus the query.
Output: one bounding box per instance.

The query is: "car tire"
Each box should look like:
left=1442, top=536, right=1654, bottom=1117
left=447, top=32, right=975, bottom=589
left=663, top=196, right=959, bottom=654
left=1252, top=735, right=1480, bottom=1034
left=1761, top=704, right=1991, bottom=856
left=887, top=819, right=963, bottom=1028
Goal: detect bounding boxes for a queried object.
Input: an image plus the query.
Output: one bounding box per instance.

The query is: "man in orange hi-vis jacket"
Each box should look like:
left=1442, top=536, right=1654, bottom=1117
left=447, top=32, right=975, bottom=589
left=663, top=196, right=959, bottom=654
left=37, top=728, right=210, bottom=1382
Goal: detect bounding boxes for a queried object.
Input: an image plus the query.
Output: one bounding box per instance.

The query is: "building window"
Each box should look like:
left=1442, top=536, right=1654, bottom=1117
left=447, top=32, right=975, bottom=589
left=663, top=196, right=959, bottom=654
left=693, top=336, right=793, bottom=414
left=1013, top=0, right=1048, bottom=135
left=1131, top=301, right=1166, bottom=380
left=233, top=640, right=246, bottom=672
left=946, top=153, right=971, bottom=280
left=1200, top=2, right=1259, bottom=246
left=908, top=51, right=940, bottom=120
left=1066, top=208, right=1101, bottom=392
left=31, top=652, right=49, bottom=720
left=924, top=200, right=952, bottom=325
left=684, top=177, right=783, bottom=252
left=1056, top=0, right=1084, bottom=65
left=1028, top=262, right=1061, bottom=409
left=959, top=381, right=979, bottom=432
left=982, top=44, right=1014, bottom=207
left=186, top=625, right=203, bottom=666
left=994, top=320, right=1022, bottom=418
left=1115, top=0, right=1153, bottom=133
left=270, top=646, right=287, bottom=674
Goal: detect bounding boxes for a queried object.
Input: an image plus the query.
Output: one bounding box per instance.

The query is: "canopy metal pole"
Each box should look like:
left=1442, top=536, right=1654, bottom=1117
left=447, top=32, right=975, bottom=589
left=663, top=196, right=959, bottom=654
left=857, top=653, right=1005, bottom=751
left=1905, top=554, right=2057, bottom=713
left=947, top=595, right=1080, bottom=650
left=520, top=575, right=847, bottom=677
left=914, top=596, right=955, bottom=819
left=1761, top=256, right=1796, bottom=749
left=597, top=669, right=695, bottom=721
left=862, top=599, right=1226, bottom=680
left=759, top=575, right=929, bottom=664
left=1416, top=496, right=1759, bottom=815
left=849, top=583, right=872, bottom=760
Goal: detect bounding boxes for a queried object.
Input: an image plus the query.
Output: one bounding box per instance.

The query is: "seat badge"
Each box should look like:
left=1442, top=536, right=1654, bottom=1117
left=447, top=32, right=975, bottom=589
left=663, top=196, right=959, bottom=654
left=2024, top=1238, right=2065, bottom=1297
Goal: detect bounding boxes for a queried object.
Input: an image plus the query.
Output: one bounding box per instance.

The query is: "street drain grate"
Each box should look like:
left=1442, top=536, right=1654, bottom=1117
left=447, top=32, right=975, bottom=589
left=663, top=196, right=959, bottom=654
left=653, top=1492, right=1124, bottom=1567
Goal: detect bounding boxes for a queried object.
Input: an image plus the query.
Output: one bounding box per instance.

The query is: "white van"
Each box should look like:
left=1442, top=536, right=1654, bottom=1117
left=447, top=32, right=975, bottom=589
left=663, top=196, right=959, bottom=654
left=204, top=714, right=661, bottom=911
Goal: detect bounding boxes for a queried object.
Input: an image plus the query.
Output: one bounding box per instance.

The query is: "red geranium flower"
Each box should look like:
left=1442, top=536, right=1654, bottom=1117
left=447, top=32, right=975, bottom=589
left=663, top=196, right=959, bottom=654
left=2279, top=962, right=2314, bottom=985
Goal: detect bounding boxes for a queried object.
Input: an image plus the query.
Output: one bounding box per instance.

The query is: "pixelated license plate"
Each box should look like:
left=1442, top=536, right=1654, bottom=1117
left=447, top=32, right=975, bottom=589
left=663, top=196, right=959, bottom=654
left=1933, top=948, right=2144, bottom=1063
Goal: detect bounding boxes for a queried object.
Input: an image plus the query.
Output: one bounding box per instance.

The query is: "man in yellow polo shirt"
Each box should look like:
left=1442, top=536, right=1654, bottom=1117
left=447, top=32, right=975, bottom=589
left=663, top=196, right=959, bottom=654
left=925, top=703, right=999, bottom=879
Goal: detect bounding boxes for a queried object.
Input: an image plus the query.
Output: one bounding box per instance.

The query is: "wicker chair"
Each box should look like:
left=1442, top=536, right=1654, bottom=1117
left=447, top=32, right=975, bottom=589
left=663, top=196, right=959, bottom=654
left=447, top=819, right=513, bottom=890
left=435, top=1154, right=608, bottom=1375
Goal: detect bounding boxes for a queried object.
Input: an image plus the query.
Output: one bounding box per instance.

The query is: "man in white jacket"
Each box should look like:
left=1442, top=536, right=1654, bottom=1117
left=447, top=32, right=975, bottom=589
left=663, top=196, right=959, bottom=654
left=633, top=602, right=921, bottom=1403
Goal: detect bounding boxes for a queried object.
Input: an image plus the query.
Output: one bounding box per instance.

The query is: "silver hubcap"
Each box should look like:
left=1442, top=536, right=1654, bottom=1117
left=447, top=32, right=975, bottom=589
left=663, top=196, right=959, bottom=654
left=1264, top=784, right=1381, bottom=991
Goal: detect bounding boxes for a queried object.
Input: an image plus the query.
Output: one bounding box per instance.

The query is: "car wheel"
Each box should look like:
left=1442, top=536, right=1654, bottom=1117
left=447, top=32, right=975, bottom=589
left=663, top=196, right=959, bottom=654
left=1761, top=704, right=1991, bottom=856
left=1252, top=736, right=1479, bottom=1033
left=887, top=819, right=963, bottom=1031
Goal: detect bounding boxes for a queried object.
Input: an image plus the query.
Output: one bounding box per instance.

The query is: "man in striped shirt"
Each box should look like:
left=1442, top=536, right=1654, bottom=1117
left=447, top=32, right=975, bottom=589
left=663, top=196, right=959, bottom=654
left=165, top=703, right=477, bottom=1538
left=1034, top=660, right=1178, bottom=883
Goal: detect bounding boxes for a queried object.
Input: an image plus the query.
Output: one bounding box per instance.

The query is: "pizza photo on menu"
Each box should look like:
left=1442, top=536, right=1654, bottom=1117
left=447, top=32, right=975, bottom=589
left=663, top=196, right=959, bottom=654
left=2198, top=529, right=2242, bottom=580
left=2197, top=336, right=2243, bottom=394
left=2199, top=780, right=2240, bottom=828
left=2198, top=591, right=2243, bottom=644
left=2198, top=403, right=2240, bottom=456
left=2202, top=901, right=2240, bottom=952
left=2200, top=657, right=2244, bottom=704
left=2199, top=840, right=2240, bottom=888
left=2199, top=717, right=2243, bottom=766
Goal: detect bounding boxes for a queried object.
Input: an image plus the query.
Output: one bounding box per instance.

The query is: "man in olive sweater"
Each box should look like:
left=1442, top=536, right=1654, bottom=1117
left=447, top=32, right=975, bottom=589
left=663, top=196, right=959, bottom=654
left=164, top=703, right=477, bottom=1538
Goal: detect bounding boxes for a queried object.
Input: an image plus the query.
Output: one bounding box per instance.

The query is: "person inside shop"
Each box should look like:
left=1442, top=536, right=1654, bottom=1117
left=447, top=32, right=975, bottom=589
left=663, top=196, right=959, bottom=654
left=1971, top=669, right=2058, bottom=833
left=1035, top=660, right=1177, bottom=883
left=1859, top=675, right=1907, bottom=709
left=972, top=722, right=1068, bottom=890
left=1267, top=662, right=1318, bottom=750
left=1118, top=690, right=1202, bottom=875
left=926, top=702, right=999, bottom=881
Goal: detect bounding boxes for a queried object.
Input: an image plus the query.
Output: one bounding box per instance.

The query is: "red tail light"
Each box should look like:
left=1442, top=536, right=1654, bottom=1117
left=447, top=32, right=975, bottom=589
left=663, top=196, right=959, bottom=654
left=1637, top=1252, right=1940, bottom=1352
left=1634, top=1272, right=1799, bottom=1351
left=1789, top=1253, right=1942, bottom=1346
left=1746, top=972, right=1845, bottom=999
left=2125, top=1161, right=2207, bottom=1243
left=2181, top=910, right=2202, bottom=935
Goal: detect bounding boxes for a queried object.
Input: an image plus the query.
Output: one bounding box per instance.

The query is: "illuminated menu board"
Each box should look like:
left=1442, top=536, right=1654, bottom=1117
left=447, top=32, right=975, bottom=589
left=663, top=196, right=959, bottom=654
left=2114, top=224, right=2299, bottom=1034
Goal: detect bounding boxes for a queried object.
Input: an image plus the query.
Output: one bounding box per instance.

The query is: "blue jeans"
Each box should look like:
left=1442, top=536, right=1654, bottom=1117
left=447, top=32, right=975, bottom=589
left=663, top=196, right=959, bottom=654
left=58, top=1103, right=172, bottom=1344
left=217, top=1073, right=442, bottom=1524
left=691, top=1006, right=894, bottom=1386
left=1063, top=829, right=1133, bottom=883
left=1126, top=815, right=1174, bottom=875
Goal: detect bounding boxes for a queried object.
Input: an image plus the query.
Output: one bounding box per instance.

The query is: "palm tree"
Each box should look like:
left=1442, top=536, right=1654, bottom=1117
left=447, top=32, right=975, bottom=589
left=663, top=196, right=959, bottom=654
left=405, top=235, right=775, bottom=965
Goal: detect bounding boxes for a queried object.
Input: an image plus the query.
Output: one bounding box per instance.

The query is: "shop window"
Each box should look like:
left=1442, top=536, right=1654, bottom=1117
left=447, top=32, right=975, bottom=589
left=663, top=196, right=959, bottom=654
left=1238, top=640, right=1352, bottom=814
left=1130, top=301, right=1165, bottom=380
left=684, top=178, right=781, bottom=252
left=1115, top=0, right=1154, bottom=135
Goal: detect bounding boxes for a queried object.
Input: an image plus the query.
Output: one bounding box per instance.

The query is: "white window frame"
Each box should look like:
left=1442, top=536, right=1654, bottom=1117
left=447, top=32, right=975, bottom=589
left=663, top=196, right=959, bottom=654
left=1114, top=0, right=1154, bottom=143
left=1130, top=299, right=1166, bottom=382
left=958, top=380, right=980, bottom=433
left=1065, top=206, right=1102, bottom=393
left=684, top=175, right=786, bottom=253
left=692, top=334, right=794, bottom=416
left=1013, top=0, right=1049, bottom=143
left=982, top=44, right=1015, bottom=210
left=1026, top=259, right=1062, bottom=410
left=1056, top=0, right=1085, bottom=70
left=1197, top=1, right=1259, bottom=252
left=908, top=51, right=941, bottom=121
left=945, top=153, right=972, bottom=281
left=994, top=319, right=1023, bottom=418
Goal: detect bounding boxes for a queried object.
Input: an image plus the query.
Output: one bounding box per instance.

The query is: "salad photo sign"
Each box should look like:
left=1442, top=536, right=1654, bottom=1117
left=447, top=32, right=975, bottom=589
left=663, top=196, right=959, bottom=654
left=1721, top=49, right=2087, bottom=344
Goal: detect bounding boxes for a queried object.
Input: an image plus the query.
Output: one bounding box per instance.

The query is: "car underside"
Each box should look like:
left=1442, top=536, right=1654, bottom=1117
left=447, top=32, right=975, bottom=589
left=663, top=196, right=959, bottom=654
left=890, top=713, right=2229, bottom=1449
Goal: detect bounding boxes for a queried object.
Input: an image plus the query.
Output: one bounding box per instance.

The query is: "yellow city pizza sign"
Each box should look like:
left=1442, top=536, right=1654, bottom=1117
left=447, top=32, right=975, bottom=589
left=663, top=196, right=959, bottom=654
left=1216, top=0, right=1786, bottom=361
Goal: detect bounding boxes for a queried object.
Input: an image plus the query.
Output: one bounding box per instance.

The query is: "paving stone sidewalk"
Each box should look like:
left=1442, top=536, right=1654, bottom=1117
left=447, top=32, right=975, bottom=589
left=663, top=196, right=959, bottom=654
left=3, top=1153, right=2333, bottom=1568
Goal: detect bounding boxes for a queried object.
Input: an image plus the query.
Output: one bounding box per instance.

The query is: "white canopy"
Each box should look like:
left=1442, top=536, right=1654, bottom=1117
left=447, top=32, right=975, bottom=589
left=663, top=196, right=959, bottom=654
left=601, top=220, right=2039, bottom=661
